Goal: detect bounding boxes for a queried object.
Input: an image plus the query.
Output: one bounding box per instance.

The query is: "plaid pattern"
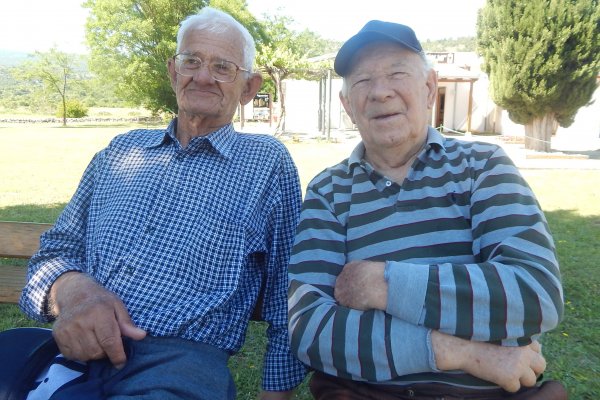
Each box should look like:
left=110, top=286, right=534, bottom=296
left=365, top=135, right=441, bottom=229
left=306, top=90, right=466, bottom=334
left=288, top=127, right=563, bottom=386
left=21, top=120, right=307, bottom=391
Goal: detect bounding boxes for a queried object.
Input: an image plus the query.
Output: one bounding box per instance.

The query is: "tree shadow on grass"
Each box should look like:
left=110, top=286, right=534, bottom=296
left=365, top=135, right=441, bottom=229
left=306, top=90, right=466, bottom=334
left=539, top=209, right=600, bottom=399
left=559, top=148, right=600, bottom=160
left=0, top=203, right=66, bottom=223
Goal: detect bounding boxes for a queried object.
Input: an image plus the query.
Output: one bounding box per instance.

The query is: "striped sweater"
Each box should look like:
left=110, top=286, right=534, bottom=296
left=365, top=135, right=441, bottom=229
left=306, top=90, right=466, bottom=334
left=288, top=127, right=563, bottom=387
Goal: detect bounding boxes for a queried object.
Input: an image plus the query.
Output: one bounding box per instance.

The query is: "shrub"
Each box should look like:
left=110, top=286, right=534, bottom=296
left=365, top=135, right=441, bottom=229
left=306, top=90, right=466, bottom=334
left=56, top=99, right=89, bottom=118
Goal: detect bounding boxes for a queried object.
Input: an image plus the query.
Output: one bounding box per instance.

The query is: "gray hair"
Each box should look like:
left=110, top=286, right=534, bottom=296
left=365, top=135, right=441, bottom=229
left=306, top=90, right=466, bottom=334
left=340, top=50, right=433, bottom=97
left=177, top=7, right=255, bottom=72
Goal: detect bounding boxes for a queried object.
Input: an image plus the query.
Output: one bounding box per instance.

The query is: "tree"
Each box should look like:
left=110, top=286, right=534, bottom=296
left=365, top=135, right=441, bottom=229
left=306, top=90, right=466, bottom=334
left=477, top=0, right=600, bottom=152
left=83, top=0, right=265, bottom=115
left=422, top=37, right=476, bottom=52
left=17, top=48, right=87, bottom=125
left=256, top=15, right=336, bottom=134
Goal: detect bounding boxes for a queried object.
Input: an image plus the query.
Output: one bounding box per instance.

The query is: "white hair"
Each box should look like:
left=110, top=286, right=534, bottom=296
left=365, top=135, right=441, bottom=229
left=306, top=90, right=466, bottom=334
left=340, top=50, right=433, bottom=96
left=176, top=7, right=255, bottom=72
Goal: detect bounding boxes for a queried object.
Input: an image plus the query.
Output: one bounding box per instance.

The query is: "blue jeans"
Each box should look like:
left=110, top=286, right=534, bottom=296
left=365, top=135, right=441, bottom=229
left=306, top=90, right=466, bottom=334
left=51, top=336, right=236, bottom=400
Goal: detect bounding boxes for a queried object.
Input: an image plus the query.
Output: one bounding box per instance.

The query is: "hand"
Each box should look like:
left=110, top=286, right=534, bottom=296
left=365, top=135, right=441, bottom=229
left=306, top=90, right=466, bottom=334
left=334, top=260, right=387, bottom=310
left=259, top=390, right=295, bottom=400
left=50, top=272, right=146, bottom=368
left=431, top=331, right=546, bottom=392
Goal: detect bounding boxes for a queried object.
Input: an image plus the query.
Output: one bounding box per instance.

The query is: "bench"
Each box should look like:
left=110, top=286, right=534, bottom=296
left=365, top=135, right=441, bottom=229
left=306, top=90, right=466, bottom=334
left=0, top=221, right=52, bottom=303
left=0, top=221, right=265, bottom=321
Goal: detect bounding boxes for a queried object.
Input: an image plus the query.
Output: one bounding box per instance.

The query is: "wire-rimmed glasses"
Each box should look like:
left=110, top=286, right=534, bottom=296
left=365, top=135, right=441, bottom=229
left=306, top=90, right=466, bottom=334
left=173, top=54, right=249, bottom=83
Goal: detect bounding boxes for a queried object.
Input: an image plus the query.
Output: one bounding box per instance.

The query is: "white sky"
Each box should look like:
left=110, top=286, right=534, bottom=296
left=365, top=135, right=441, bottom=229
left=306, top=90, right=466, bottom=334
left=0, top=0, right=485, bottom=54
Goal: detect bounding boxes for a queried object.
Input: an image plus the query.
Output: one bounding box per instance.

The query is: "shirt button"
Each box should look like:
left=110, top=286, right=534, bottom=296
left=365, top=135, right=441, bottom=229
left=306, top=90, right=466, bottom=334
left=124, top=266, right=135, bottom=275
left=385, top=180, right=392, bottom=187
left=145, top=226, right=156, bottom=234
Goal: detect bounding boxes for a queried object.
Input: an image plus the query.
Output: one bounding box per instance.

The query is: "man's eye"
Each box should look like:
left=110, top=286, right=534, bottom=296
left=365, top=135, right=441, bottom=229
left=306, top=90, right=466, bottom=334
left=183, top=58, right=200, bottom=66
left=352, top=79, right=369, bottom=88
left=390, top=71, right=408, bottom=79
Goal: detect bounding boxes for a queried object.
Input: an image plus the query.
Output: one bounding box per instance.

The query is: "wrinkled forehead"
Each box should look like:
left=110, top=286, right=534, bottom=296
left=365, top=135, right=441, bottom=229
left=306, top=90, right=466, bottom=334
left=179, top=28, right=244, bottom=61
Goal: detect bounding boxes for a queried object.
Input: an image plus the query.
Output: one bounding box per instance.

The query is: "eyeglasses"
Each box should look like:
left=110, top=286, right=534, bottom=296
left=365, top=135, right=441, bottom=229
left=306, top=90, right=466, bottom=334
left=173, top=54, right=249, bottom=83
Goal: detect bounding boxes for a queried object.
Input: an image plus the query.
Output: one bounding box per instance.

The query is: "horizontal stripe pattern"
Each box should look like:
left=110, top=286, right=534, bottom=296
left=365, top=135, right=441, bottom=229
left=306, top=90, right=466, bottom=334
left=288, top=127, right=563, bottom=387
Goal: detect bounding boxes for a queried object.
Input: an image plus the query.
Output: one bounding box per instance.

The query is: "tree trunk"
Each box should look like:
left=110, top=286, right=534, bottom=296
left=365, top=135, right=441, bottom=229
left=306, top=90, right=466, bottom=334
left=62, top=95, right=67, bottom=127
left=62, top=71, right=67, bottom=127
left=274, top=74, right=286, bottom=136
left=524, top=113, right=555, bottom=152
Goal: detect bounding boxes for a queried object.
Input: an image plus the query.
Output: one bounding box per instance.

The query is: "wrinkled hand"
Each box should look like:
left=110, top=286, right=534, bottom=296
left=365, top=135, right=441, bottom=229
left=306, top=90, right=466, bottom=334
left=432, top=331, right=546, bottom=392
left=334, top=260, right=387, bottom=311
left=50, top=272, right=146, bottom=368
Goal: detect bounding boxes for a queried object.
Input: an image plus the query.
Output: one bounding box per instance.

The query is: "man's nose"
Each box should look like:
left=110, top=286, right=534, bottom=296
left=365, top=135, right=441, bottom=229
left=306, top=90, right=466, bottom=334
left=191, top=64, right=214, bottom=82
left=368, top=77, right=395, bottom=101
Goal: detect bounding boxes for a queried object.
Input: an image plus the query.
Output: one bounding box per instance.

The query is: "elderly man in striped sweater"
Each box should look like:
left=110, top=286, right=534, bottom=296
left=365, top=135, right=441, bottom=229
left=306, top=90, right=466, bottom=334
left=288, top=20, right=566, bottom=400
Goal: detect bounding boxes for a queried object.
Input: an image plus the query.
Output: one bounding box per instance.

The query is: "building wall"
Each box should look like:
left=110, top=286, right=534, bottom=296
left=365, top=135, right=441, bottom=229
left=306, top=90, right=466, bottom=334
left=283, top=80, right=320, bottom=134
left=281, top=57, right=600, bottom=145
left=281, top=78, right=347, bottom=136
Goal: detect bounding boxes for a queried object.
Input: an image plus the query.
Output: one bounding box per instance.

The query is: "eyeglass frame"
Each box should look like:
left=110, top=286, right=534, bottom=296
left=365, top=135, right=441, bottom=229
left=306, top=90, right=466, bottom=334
left=172, top=53, right=250, bottom=83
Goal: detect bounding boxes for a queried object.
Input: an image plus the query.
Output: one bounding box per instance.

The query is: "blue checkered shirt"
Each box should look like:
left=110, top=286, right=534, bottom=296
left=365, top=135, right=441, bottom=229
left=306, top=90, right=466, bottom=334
left=20, top=120, right=307, bottom=391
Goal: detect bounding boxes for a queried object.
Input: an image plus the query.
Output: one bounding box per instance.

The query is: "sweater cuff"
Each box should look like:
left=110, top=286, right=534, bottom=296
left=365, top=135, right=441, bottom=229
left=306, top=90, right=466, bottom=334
left=384, top=261, right=428, bottom=324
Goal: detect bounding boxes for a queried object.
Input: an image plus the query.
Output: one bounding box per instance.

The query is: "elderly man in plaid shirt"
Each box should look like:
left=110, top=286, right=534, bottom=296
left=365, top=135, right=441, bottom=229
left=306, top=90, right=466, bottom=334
left=20, top=7, right=306, bottom=400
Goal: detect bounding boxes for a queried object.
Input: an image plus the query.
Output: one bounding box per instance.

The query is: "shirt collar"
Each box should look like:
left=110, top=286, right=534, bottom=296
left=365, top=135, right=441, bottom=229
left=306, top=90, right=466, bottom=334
left=144, top=119, right=237, bottom=159
left=348, top=126, right=445, bottom=170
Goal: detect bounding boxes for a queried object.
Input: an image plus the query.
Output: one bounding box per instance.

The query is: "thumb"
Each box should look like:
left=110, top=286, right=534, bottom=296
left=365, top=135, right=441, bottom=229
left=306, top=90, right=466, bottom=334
left=115, top=306, right=147, bottom=341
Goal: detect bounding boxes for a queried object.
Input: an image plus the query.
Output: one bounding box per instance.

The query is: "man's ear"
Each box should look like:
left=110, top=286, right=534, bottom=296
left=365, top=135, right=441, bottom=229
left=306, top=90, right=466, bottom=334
left=339, top=91, right=356, bottom=124
left=425, top=68, right=438, bottom=110
left=167, top=58, right=178, bottom=92
left=240, top=73, right=263, bottom=105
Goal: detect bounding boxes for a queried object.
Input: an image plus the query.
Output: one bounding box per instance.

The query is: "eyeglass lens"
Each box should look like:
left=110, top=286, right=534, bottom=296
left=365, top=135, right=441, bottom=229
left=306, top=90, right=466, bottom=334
left=175, top=55, right=239, bottom=82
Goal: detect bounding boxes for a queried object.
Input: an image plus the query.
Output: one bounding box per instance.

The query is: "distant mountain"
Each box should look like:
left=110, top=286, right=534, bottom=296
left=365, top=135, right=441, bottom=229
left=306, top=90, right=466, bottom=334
left=0, top=50, right=33, bottom=66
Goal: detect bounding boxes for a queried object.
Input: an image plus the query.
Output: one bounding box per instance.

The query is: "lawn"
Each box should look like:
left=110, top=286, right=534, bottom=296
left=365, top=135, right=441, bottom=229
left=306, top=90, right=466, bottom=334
left=1, top=124, right=599, bottom=399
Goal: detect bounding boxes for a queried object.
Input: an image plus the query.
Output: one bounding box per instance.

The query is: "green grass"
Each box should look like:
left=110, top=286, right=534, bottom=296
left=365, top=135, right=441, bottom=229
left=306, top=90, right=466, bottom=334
left=1, top=124, right=599, bottom=398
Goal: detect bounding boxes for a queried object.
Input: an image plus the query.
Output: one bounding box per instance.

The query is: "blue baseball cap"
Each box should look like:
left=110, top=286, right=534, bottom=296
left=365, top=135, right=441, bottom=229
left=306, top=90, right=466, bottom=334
left=334, top=20, right=423, bottom=76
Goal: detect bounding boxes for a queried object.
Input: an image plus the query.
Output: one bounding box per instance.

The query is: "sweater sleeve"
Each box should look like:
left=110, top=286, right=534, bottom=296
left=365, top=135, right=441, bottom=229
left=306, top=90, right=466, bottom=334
left=384, top=146, right=564, bottom=345
left=288, top=184, right=437, bottom=382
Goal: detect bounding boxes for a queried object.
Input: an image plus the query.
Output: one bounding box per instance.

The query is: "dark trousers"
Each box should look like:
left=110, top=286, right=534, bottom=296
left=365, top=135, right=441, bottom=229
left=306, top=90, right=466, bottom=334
left=309, top=371, right=568, bottom=400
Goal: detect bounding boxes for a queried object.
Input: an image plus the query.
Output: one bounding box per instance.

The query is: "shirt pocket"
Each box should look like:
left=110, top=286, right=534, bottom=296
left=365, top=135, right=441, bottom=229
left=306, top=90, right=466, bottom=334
left=181, top=211, right=246, bottom=296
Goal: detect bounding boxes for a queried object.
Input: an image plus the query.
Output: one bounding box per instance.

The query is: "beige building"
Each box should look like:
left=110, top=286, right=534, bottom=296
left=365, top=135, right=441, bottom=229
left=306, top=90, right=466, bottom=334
left=243, top=52, right=600, bottom=147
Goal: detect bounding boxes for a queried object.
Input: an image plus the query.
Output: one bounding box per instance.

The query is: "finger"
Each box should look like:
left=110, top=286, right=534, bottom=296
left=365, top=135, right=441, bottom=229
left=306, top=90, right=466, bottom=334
left=53, top=319, right=95, bottom=361
left=117, top=312, right=147, bottom=341
left=52, top=327, right=79, bottom=360
left=531, top=352, right=547, bottom=376
left=501, top=379, right=521, bottom=393
left=520, top=368, right=538, bottom=388
left=95, top=311, right=128, bottom=368
left=76, top=329, right=107, bottom=361
left=97, top=327, right=127, bottom=369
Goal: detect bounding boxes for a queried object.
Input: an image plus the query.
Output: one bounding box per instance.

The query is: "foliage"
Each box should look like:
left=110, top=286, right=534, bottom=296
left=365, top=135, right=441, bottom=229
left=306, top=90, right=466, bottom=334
left=422, top=37, right=476, bottom=52
left=13, top=49, right=88, bottom=125
left=0, top=55, right=130, bottom=113
left=83, top=0, right=265, bottom=115
left=256, top=14, right=338, bottom=134
left=56, top=99, right=89, bottom=118
left=477, top=0, right=600, bottom=151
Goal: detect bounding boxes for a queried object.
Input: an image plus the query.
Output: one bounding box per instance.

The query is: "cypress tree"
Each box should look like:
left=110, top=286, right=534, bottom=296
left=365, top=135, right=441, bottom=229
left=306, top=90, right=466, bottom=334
left=477, top=0, right=600, bottom=151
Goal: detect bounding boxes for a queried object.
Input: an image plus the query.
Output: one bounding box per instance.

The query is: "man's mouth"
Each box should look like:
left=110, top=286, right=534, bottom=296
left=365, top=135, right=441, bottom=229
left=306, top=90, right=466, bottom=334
left=373, top=112, right=400, bottom=120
